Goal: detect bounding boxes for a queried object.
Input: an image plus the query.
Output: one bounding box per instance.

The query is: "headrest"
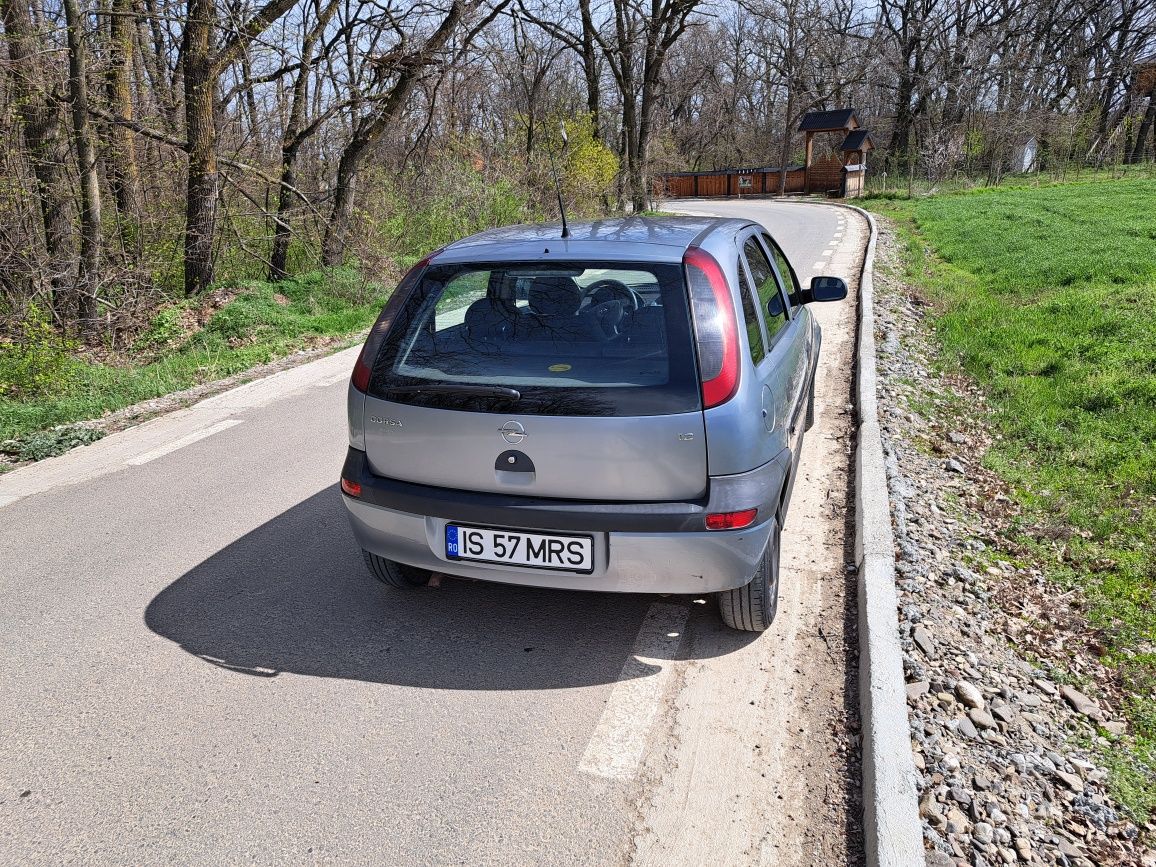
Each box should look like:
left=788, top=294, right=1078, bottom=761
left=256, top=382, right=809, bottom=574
left=464, top=296, right=514, bottom=327
left=528, top=275, right=581, bottom=317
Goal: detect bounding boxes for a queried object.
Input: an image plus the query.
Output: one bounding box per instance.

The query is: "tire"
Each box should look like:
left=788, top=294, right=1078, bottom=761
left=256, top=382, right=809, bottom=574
left=362, top=549, right=431, bottom=589
left=717, top=518, right=781, bottom=632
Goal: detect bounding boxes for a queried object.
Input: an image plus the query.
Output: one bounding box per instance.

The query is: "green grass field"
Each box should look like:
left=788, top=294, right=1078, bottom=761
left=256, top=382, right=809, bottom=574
left=866, top=178, right=1156, bottom=819
left=0, top=268, right=388, bottom=455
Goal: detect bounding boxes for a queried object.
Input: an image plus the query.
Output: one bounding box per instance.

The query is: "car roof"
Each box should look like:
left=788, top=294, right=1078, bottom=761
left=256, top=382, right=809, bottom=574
left=431, top=216, right=751, bottom=265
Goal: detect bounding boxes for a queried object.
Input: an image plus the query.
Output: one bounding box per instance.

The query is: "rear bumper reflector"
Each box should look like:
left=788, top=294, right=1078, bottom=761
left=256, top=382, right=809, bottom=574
left=704, top=508, right=758, bottom=530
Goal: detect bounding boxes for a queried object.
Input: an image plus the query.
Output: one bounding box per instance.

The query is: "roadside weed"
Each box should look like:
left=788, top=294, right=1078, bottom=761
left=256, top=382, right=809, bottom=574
left=867, top=177, right=1156, bottom=822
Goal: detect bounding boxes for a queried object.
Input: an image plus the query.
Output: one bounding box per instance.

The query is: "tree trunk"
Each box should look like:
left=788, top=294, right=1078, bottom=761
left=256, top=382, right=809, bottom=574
left=321, top=142, right=362, bottom=267
left=620, top=88, right=642, bottom=212
left=106, top=0, right=143, bottom=257
left=182, top=0, right=218, bottom=295
left=64, top=0, right=102, bottom=336
left=634, top=75, right=658, bottom=212
left=139, top=0, right=178, bottom=126
left=889, top=59, right=916, bottom=169
left=269, top=0, right=337, bottom=280
left=269, top=145, right=299, bottom=280
left=578, top=0, right=600, bottom=134
left=1127, top=86, right=1155, bottom=164
left=2, top=0, right=76, bottom=322
left=778, top=89, right=795, bottom=196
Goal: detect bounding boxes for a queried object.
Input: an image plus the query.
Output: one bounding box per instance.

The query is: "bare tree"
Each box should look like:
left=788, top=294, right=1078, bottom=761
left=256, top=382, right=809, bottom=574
left=182, top=0, right=300, bottom=294
left=2, top=0, right=75, bottom=320
left=63, top=0, right=102, bottom=334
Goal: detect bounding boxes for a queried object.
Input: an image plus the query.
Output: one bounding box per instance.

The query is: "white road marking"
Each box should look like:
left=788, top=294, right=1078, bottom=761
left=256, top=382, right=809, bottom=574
left=125, top=419, right=243, bottom=466
left=0, top=346, right=358, bottom=509
left=822, top=249, right=833, bottom=256
left=833, top=232, right=843, bottom=239
left=578, top=602, right=689, bottom=780
left=814, top=261, right=828, bottom=270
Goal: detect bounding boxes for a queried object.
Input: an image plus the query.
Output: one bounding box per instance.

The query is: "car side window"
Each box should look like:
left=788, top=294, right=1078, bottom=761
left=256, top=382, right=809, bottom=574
left=742, top=237, right=788, bottom=344
left=762, top=234, right=802, bottom=305
left=736, top=264, right=766, bottom=364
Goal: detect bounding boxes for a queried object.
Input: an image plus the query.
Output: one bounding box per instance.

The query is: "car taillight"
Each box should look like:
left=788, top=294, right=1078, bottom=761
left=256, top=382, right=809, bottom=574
left=351, top=252, right=439, bottom=393
left=684, top=247, right=740, bottom=408
left=705, top=508, right=758, bottom=530
left=340, top=477, right=362, bottom=498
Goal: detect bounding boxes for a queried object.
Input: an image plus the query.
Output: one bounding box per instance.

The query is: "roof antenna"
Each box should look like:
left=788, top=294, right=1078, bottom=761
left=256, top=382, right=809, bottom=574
left=548, top=121, right=571, bottom=239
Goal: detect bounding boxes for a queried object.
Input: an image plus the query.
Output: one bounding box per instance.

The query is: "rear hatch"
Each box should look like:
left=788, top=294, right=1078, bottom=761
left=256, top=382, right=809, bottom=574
left=359, top=259, right=707, bottom=501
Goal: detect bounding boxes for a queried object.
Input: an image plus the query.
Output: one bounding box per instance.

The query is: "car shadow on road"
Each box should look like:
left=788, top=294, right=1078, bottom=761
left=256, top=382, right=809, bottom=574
left=145, top=487, right=757, bottom=690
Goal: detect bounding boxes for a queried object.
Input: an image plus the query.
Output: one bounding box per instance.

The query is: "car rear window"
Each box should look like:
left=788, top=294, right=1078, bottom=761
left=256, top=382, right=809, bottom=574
left=366, top=261, right=702, bottom=416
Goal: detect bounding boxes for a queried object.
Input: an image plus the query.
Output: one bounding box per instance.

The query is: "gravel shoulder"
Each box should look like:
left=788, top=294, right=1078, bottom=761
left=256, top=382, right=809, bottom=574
left=871, top=217, right=1153, bottom=866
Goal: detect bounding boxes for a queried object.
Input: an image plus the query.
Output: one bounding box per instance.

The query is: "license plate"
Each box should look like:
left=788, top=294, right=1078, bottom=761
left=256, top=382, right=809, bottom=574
left=445, top=524, right=594, bottom=574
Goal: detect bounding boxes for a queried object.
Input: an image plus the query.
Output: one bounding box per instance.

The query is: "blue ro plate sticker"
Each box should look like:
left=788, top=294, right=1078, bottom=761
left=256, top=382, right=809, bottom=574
left=445, top=524, right=459, bottom=557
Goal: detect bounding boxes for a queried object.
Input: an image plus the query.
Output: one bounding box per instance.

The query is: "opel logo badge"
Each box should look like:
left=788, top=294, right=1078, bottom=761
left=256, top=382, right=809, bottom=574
left=499, top=421, right=527, bottom=444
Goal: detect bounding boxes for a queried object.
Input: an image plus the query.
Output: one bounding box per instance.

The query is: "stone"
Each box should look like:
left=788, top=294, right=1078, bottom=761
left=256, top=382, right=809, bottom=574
left=1053, top=770, right=1084, bottom=794
left=914, top=625, right=937, bottom=658
left=956, top=716, right=979, bottom=740
left=945, top=458, right=965, bottom=473
left=973, top=821, right=995, bottom=844
left=955, top=680, right=985, bottom=709
left=947, top=431, right=967, bottom=444
left=992, top=705, right=1017, bottom=724
left=907, top=680, right=930, bottom=700
left=973, top=773, right=991, bottom=791
left=1032, top=678, right=1057, bottom=697
left=1059, top=685, right=1105, bottom=722
left=969, top=708, right=998, bottom=730
left=1056, top=838, right=1084, bottom=859
left=925, top=853, right=955, bottom=867
left=946, top=807, right=969, bottom=834
left=950, top=786, right=972, bottom=806
left=1103, top=720, right=1126, bottom=736
left=1013, top=837, right=1032, bottom=861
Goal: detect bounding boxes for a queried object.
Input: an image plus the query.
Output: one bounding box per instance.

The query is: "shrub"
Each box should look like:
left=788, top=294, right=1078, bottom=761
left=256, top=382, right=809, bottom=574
left=132, top=302, right=192, bottom=354
left=0, top=305, right=81, bottom=398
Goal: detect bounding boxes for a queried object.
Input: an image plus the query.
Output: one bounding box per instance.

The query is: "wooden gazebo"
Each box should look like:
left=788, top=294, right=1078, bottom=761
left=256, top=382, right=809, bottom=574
left=799, top=108, right=873, bottom=197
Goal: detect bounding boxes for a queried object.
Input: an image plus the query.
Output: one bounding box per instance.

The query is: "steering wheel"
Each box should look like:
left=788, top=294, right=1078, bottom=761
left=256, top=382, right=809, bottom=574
left=585, top=279, right=642, bottom=312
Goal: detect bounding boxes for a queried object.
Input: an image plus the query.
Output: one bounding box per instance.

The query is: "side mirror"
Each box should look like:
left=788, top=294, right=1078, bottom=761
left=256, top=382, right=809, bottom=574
left=804, top=275, right=847, bottom=303
left=767, top=292, right=784, bottom=318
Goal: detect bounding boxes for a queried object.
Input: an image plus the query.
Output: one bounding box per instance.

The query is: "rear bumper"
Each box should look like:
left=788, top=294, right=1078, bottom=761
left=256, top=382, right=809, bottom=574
left=339, top=447, right=788, bottom=593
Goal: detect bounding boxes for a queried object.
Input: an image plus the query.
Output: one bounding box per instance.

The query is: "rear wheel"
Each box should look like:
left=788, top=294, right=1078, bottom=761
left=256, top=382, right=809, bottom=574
left=717, top=518, right=781, bottom=632
left=362, top=550, right=431, bottom=589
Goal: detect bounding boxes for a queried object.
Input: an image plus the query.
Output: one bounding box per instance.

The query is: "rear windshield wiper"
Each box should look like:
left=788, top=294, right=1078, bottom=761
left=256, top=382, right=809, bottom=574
left=382, top=384, right=522, bottom=400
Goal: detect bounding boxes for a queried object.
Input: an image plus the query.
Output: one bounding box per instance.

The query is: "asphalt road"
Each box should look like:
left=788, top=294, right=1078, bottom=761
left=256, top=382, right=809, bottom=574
left=0, top=200, right=864, bottom=866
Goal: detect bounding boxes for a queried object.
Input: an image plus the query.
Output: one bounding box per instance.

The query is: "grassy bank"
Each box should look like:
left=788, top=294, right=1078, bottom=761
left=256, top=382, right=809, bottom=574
left=864, top=178, right=1156, bottom=819
left=1, top=268, right=389, bottom=458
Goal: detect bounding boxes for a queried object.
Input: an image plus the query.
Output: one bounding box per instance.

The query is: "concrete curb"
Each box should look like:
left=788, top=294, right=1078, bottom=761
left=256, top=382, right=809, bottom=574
left=844, top=204, right=925, bottom=867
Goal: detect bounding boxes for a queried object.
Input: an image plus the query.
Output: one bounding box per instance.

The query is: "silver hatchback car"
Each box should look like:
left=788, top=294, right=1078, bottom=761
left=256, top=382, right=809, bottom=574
left=340, top=217, right=846, bottom=631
